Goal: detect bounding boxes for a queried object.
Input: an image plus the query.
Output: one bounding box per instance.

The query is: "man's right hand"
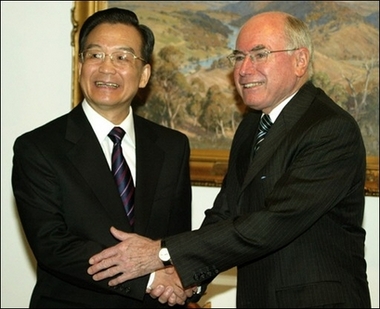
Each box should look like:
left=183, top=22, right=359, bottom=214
left=147, top=267, right=197, bottom=306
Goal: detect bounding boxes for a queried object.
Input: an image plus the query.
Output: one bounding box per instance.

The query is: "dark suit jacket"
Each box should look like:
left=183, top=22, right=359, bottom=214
left=12, top=103, right=192, bottom=308
left=166, top=82, right=371, bottom=308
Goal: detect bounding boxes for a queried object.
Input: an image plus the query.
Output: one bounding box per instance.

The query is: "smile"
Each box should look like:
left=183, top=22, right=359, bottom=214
left=95, top=81, right=119, bottom=88
left=243, top=82, right=264, bottom=88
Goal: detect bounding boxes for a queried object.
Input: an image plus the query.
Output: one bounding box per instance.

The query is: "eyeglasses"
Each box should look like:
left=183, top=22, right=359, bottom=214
left=79, top=49, right=146, bottom=68
left=227, top=48, right=299, bottom=67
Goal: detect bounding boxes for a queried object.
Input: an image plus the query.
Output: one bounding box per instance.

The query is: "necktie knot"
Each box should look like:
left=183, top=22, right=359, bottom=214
left=259, top=114, right=272, bottom=134
left=108, top=127, right=126, bottom=144
left=253, top=114, right=273, bottom=156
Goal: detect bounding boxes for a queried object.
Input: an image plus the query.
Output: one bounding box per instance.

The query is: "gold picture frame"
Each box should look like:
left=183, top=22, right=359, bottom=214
left=71, top=1, right=379, bottom=195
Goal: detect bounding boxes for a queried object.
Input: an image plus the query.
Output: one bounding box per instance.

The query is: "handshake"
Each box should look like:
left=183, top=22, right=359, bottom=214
left=87, top=226, right=200, bottom=306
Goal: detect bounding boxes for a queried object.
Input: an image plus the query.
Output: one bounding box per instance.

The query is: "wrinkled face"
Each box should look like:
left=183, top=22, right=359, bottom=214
left=232, top=13, right=308, bottom=114
left=79, top=23, right=150, bottom=114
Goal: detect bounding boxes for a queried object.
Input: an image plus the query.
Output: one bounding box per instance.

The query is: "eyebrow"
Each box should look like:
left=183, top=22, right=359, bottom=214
left=84, top=44, right=137, bottom=54
left=119, top=46, right=138, bottom=54
left=232, top=45, right=267, bottom=54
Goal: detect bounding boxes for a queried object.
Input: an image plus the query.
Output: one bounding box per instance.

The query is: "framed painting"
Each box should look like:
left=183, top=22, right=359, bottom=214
left=71, top=1, right=379, bottom=196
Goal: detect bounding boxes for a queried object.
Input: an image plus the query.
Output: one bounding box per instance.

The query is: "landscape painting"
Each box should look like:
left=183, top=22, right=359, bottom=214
left=71, top=1, right=379, bottom=194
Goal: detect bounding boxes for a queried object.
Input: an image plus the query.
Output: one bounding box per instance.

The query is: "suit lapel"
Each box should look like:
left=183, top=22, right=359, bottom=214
left=235, top=113, right=260, bottom=185
left=241, top=82, right=317, bottom=192
left=241, top=115, right=286, bottom=190
left=133, top=116, right=165, bottom=234
left=64, top=105, right=132, bottom=230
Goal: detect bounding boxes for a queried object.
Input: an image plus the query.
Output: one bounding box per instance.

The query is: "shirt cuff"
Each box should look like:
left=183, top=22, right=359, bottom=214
left=146, top=271, right=155, bottom=290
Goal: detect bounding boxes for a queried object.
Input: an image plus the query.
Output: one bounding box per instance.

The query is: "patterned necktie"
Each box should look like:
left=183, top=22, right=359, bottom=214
left=252, top=113, right=273, bottom=156
left=108, top=127, right=135, bottom=225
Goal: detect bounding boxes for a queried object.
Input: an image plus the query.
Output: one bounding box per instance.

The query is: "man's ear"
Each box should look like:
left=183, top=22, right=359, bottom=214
left=294, top=47, right=309, bottom=77
left=139, top=64, right=151, bottom=88
left=78, top=61, right=83, bottom=78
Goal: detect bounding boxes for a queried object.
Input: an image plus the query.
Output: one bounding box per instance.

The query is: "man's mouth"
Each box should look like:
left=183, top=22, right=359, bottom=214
left=243, top=81, right=264, bottom=89
left=95, top=81, right=119, bottom=88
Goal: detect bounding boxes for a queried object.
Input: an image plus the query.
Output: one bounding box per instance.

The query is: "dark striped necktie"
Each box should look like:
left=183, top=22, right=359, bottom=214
left=108, top=127, right=135, bottom=226
left=252, top=113, right=273, bottom=157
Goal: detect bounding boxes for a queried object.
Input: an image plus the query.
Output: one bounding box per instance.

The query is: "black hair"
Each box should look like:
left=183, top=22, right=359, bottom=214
left=79, top=7, right=154, bottom=63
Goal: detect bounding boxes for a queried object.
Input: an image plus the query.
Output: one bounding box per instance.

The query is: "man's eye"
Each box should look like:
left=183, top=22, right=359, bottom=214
left=116, top=53, right=129, bottom=61
left=254, top=52, right=267, bottom=60
left=88, top=52, right=103, bottom=59
left=234, top=55, right=245, bottom=62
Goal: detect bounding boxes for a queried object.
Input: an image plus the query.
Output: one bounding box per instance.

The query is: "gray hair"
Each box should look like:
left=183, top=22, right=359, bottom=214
left=284, top=15, right=314, bottom=78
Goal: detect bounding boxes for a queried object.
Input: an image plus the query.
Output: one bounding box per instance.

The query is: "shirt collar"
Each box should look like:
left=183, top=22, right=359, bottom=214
left=81, top=99, right=135, bottom=146
left=268, top=92, right=297, bottom=122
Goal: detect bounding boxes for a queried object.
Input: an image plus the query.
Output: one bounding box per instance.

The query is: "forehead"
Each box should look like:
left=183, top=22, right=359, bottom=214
left=85, top=23, right=142, bottom=50
left=236, top=15, right=286, bottom=51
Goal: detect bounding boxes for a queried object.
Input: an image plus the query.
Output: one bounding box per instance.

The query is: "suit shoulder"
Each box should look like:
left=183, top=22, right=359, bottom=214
left=299, top=82, right=358, bottom=126
left=313, top=88, right=358, bottom=125
left=14, top=112, right=69, bottom=145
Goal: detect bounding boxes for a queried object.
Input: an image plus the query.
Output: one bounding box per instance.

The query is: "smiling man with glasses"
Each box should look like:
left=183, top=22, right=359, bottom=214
left=12, top=7, right=197, bottom=308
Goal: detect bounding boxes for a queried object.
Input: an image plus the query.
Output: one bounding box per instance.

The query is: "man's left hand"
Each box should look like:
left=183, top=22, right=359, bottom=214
left=87, top=226, right=161, bottom=286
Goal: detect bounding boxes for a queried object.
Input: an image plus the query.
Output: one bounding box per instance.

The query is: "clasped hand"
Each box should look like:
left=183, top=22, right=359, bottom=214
left=87, top=226, right=195, bottom=306
left=148, top=267, right=197, bottom=306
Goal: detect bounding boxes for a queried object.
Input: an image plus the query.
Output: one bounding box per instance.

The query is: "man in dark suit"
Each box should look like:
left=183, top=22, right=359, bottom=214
left=86, top=11, right=371, bottom=308
left=12, top=7, right=195, bottom=308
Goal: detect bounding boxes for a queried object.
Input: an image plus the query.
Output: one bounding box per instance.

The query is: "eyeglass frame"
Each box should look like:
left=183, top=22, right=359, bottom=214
left=227, top=48, right=299, bottom=67
left=79, top=49, right=147, bottom=67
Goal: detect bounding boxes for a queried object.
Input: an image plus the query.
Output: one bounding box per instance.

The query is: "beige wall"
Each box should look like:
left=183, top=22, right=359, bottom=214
left=1, top=2, right=378, bottom=308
